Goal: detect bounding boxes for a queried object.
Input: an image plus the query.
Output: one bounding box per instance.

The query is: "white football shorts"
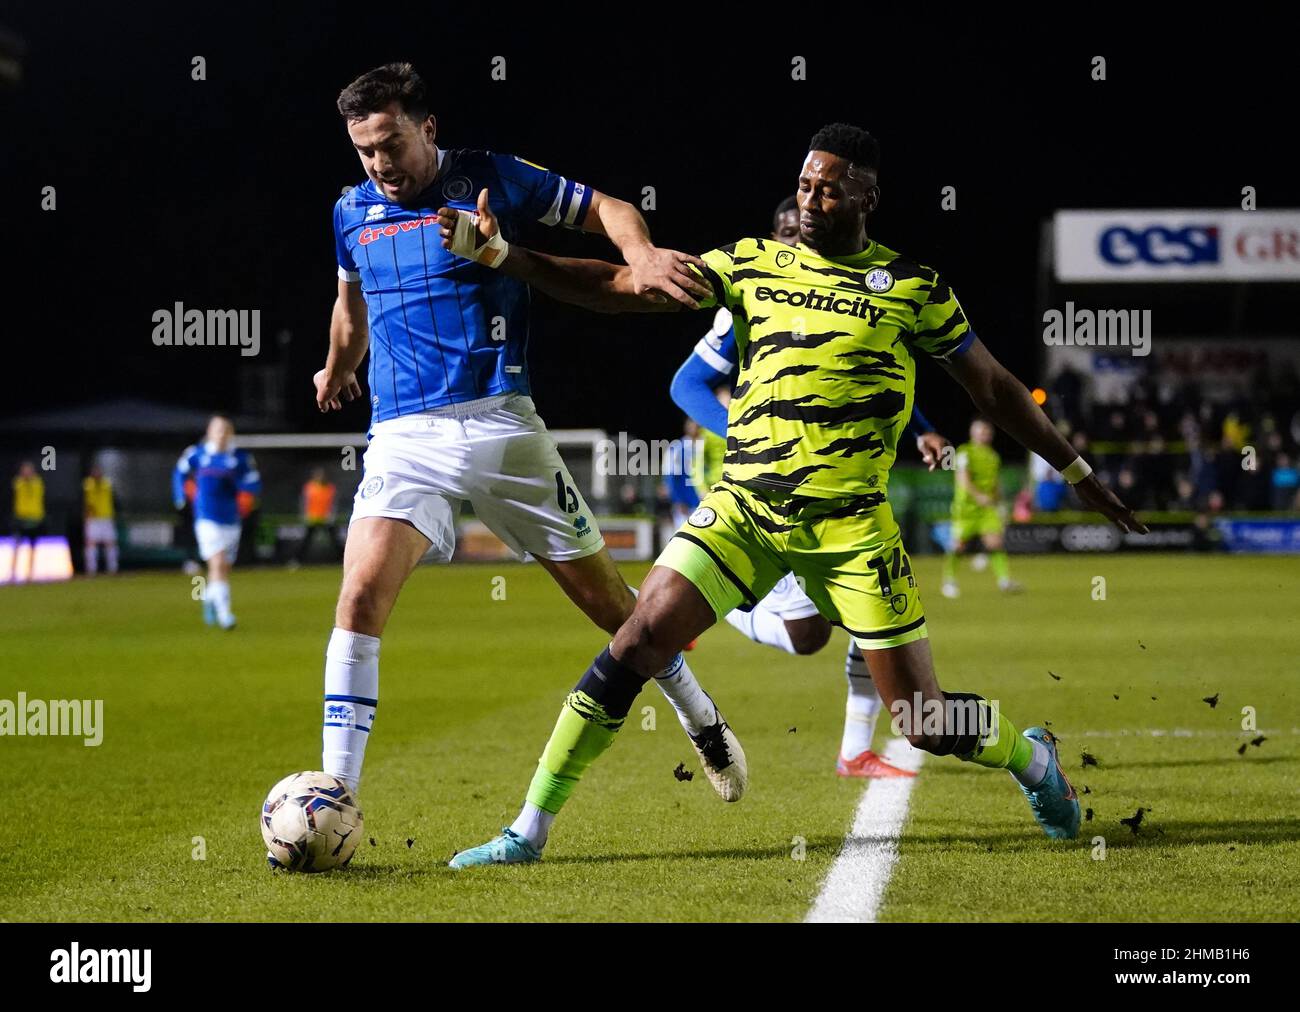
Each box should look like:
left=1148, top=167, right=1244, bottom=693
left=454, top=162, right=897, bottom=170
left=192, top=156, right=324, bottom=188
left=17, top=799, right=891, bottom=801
left=84, top=518, right=117, bottom=544
left=756, top=571, right=822, bottom=621
left=194, top=519, right=241, bottom=562
left=349, top=394, right=604, bottom=563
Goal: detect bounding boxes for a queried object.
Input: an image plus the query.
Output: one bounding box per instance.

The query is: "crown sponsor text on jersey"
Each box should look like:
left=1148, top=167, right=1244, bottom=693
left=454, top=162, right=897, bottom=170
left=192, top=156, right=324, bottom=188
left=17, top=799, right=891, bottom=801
left=358, top=215, right=441, bottom=246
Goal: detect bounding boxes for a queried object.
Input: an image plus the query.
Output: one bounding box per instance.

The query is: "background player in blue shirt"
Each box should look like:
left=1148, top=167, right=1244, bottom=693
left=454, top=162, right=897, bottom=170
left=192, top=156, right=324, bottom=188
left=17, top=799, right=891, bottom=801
left=305, top=64, right=746, bottom=851
left=669, top=195, right=951, bottom=780
left=172, top=414, right=261, bottom=630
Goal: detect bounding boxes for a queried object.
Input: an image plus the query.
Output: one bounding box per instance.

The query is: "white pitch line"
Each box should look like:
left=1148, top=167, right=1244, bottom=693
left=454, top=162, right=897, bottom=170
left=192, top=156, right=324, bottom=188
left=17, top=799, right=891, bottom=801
left=1056, top=727, right=1298, bottom=739
left=806, top=737, right=924, bottom=924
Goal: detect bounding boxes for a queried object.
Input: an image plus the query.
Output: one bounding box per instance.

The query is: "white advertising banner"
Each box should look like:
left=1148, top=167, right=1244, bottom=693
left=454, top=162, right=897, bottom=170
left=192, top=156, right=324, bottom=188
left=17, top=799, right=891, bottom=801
left=1054, top=210, right=1300, bottom=282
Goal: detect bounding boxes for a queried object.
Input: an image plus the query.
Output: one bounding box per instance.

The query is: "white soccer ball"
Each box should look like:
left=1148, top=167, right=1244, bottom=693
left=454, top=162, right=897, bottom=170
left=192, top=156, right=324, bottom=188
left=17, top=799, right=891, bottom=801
left=260, top=771, right=363, bottom=872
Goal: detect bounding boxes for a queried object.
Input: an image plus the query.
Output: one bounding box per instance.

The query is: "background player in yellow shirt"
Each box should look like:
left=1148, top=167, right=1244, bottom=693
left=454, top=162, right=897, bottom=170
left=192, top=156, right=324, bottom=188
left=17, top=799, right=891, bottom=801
left=82, top=464, right=119, bottom=576
left=942, top=417, right=1020, bottom=598
left=10, top=460, right=45, bottom=584
left=440, top=123, right=1146, bottom=864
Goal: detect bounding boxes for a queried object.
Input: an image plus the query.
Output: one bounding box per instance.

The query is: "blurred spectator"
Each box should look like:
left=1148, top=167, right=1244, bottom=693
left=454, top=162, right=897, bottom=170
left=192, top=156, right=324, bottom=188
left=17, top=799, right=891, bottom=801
left=293, top=467, right=341, bottom=565
left=1187, top=441, right=1219, bottom=509
left=1028, top=452, right=1067, bottom=511
left=1221, top=411, right=1250, bottom=451
left=1272, top=453, right=1299, bottom=510
left=1050, top=363, right=1085, bottom=427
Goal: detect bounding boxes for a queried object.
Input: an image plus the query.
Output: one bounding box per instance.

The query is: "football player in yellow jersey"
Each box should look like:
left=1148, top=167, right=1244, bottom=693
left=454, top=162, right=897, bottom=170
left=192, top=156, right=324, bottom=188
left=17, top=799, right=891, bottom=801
left=441, top=124, right=1146, bottom=864
left=673, top=195, right=953, bottom=779
left=82, top=465, right=119, bottom=576
left=10, top=460, right=46, bottom=584
left=942, top=417, right=1020, bottom=598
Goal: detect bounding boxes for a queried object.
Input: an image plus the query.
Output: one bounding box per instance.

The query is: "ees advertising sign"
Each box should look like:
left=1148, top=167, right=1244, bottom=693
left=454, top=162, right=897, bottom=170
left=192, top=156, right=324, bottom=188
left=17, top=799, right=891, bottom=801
left=1055, top=210, right=1300, bottom=282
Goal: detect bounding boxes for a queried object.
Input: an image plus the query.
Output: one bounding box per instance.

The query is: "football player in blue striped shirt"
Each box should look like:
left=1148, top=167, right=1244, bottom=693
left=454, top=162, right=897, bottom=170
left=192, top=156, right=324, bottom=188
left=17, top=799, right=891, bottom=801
left=311, top=64, right=746, bottom=857
left=172, top=415, right=261, bottom=630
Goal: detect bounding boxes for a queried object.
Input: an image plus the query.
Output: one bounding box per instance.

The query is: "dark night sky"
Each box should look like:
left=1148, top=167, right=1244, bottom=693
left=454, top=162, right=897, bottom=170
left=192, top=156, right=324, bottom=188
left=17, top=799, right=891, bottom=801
left=4, top=8, right=1296, bottom=442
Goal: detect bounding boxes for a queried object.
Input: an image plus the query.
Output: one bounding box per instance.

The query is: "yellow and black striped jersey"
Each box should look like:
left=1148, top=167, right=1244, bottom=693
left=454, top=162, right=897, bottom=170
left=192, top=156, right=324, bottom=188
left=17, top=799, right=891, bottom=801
left=692, top=237, right=973, bottom=505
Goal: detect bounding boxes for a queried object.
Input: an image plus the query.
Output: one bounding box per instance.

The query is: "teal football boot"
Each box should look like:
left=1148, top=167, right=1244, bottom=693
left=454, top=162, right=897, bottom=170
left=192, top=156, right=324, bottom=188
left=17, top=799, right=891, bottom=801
left=1019, top=727, right=1080, bottom=840
left=448, top=828, right=541, bottom=869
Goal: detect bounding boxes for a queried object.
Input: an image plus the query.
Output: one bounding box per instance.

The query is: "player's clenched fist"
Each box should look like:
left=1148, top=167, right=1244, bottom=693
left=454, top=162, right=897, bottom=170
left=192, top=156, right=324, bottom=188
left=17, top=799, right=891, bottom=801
left=314, top=368, right=362, bottom=413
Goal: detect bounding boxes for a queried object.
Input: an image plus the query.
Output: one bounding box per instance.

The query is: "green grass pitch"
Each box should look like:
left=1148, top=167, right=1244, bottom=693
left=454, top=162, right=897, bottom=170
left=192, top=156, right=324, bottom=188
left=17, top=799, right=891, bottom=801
left=1, top=553, right=1296, bottom=922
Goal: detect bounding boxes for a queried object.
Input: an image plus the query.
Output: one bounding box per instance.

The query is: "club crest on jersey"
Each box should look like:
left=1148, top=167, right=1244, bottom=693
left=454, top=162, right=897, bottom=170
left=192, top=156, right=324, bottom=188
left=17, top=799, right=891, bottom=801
left=890, top=593, right=908, bottom=615
left=688, top=506, right=716, bottom=528
left=360, top=476, right=384, bottom=500
left=443, top=176, right=473, bottom=202
left=365, top=204, right=386, bottom=221
left=865, top=268, right=894, bottom=293
left=775, top=249, right=795, bottom=269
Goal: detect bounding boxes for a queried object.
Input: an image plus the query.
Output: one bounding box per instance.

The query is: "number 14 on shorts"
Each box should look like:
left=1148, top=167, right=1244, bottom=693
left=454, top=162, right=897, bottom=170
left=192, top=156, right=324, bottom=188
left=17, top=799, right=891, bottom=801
left=867, top=546, right=914, bottom=598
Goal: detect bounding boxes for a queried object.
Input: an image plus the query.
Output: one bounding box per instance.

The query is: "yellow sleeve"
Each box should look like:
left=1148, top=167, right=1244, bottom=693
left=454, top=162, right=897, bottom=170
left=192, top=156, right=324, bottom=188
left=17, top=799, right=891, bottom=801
left=909, top=271, right=973, bottom=361
left=686, top=243, right=743, bottom=312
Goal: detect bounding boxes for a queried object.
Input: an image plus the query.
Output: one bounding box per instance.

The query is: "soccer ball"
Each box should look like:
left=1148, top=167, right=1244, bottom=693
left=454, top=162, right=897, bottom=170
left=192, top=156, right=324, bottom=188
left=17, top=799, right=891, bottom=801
left=261, top=771, right=363, bottom=872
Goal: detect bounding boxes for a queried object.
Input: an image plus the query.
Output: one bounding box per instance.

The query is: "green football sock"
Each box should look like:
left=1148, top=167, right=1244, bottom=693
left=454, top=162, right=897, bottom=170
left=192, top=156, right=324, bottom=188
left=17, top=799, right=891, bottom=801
left=524, top=691, right=624, bottom=815
left=990, top=551, right=1011, bottom=582
left=942, top=552, right=958, bottom=582
left=960, top=708, right=1033, bottom=773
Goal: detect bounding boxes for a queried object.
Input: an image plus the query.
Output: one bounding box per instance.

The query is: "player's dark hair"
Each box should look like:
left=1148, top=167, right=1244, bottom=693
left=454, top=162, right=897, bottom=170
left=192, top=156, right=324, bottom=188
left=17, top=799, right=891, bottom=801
left=772, top=194, right=798, bottom=229
left=337, top=62, right=430, bottom=123
left=808, top=123, right=881, bottom=177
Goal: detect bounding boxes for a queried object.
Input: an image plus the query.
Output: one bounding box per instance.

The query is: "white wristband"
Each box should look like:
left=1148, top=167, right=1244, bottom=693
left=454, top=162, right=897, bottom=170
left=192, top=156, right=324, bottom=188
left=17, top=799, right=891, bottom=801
left=1061, top=456, right=1093, bottom=484
left=451, top=210, right=510, bottom=268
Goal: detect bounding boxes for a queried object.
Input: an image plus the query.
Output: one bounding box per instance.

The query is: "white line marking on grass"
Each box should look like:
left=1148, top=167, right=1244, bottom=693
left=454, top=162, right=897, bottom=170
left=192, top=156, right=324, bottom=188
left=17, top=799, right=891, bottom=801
left=806, top=737, right=924, bottom=924
left=1059, top=728, right=1299, bottom=739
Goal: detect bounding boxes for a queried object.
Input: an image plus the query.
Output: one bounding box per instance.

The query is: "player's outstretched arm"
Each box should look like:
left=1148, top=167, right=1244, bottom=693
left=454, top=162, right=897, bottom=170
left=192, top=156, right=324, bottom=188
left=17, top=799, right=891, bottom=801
left=502, top=246, right=672, bottom=314
left=314, top=279, right=367, bottom=413
left=436, top=190, right=701, bottom=314
left=581, top=190, right=709, bottom=310
left=941, top=338, right=1148, bottom=534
